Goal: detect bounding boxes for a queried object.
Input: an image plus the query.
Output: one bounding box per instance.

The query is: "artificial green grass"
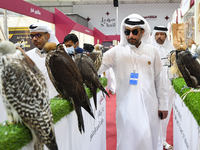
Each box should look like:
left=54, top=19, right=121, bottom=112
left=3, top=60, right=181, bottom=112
left=172, top=78, right=200, bottom=126
left=0, top=123, right=32, bottom=150
left=0, top=77, right=107, bottom=150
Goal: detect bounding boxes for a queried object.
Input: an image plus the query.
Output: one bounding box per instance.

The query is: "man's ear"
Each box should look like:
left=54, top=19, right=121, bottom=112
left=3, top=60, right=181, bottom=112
left=46, top=33, right=50, bottom=40
left=77, top=41, right=79, bottom=47
left=75, top=41, right=79, bottom=48
left=141, top=29, right=145, bottom=36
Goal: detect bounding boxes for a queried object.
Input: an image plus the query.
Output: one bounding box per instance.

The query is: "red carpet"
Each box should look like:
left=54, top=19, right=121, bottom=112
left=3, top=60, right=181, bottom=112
left=106, top=91, right=173, bottom=150
left=166, top=109, right=173, bottom=148
left=106, top=91, right=117, bottom=150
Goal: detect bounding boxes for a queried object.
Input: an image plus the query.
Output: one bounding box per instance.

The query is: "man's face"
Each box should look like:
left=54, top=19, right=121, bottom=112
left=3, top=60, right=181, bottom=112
left=30, top=32, right=49, bottom=50
left=155, top=32, right=167, bottom=45
left=124, top=27, right=144, bottom=47
left=64, top=40, right=78, bottom=49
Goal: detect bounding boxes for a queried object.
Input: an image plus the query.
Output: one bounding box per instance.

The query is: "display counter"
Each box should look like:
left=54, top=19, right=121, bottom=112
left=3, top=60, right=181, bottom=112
left=172, top=78, right=200, bottom=150
left=0, top=78, right=107, bottom=150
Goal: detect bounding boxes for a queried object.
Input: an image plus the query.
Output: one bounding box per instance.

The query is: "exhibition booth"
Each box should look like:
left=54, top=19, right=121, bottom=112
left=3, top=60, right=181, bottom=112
left=0, top=79, right=107, bottom=150
left=172, top=78, right=200, bottom=150
left=0, top=1, right=116, bottom=150
left=3, top=0, right=200, bottom=150
left=169, top=0, right=200, bottom=149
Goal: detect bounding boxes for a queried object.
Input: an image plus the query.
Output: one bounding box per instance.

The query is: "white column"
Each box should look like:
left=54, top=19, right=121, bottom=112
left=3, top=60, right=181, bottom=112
left=115, top=7, right=118, bottom=35
left=3, top=9, right=8, bottom=41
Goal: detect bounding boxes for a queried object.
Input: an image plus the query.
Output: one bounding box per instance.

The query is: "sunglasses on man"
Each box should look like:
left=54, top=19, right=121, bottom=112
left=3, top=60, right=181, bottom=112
left=29, top=32, right=48, bottom=39
left=124, top=29, right=139, bottom=36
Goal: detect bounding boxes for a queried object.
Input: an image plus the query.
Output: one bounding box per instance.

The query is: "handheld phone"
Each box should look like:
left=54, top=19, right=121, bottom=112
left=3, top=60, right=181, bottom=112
left=159, top=112, right=163, bottom=119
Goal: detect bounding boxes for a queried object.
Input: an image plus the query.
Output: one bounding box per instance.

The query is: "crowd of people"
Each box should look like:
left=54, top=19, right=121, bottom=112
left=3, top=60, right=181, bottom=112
left=22, top=13, right=175, bottom=150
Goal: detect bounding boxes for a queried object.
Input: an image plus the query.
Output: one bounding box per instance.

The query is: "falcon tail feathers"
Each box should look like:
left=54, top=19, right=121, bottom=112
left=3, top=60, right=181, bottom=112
left=81, top=92, right=95, bottom=119
left=74, top=104, right=85, bottom=133
left=92, top=86, right=97, bottom=110
left=98, top=85, right=110, bottom=98
left=45, top=129, right=58, bottom=150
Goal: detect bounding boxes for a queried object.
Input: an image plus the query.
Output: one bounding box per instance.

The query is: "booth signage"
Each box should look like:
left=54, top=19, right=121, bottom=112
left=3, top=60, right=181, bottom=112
left=9, top=27, right=34, bottom=51
left=30, top=8, right=41, bottom=15
left=173, top=93, right=199, bottom=150
left=143, top=15, right=157, bottom=21
left=101, top=17, right=116, bottom=27
left=0, top=0, right=54, bottom=23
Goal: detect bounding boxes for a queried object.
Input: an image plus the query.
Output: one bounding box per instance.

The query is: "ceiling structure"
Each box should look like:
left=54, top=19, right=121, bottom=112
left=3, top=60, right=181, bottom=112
left=24, top=0, right=182, bottom=6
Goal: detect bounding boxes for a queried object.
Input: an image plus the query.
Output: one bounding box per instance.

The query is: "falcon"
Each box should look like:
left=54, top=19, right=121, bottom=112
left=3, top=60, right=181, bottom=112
left=0, top=41, right=58, bottom=150
left=89, top=44, right=103, bottom=71
left=169, top=50, right=183, bottom=78
left=83, top=43, right=94, bottom=53
left=168, top=43, right=186, bottom=79
left=42, top=42, right=94, bottom=133
left=74, top=53, right=110, bottom=109
left=175, top=50, right=200, bottom=89
left=168, top=43, right=200, bottom=89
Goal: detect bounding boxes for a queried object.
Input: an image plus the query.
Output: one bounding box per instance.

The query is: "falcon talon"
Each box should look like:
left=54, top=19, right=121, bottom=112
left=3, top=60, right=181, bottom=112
left=2, top=121, right=8, bottom=126
left=180, top=85, right=190, bottom=93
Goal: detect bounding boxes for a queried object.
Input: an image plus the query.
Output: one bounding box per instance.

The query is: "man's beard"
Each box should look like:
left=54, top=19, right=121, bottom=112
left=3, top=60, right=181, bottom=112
left=128, top=38, right=140, bottom=46
left=156, top=38, right=164, bottom=44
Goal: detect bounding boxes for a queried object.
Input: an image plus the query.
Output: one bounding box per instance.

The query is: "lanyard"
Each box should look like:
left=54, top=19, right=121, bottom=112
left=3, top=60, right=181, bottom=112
left=130, top=48, right=142, bottom=73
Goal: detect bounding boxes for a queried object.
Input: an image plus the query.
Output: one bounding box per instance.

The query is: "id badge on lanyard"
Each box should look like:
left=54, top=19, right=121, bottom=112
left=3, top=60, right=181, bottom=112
left=129, top=50, right=139, bottom=85
left=130, top=72, right=139, bottom=85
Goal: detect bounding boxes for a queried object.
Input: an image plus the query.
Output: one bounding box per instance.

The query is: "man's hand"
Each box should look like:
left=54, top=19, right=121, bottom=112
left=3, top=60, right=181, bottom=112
left=16, top=47, right=24, bottom=51
left=158, top=110, right=168, bottom=120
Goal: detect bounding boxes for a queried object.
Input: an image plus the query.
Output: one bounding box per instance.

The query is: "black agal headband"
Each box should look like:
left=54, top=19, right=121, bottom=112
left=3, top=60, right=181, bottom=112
left=124, top=18, right=145, bottom=25
left=29, top=24, right=38, bottom=29
left=154, top=26, right=168, bottom=31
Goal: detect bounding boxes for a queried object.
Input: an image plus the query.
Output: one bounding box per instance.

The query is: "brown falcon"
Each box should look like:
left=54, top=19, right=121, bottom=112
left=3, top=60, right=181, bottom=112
left=175, top=50, right=200, bottom=88
left=42, top=42, right=94, bottom=133
left=169, top=43, right=200, bottom=90
left=89, top=44, right=103, bottom=71
left=0, top=41, right=58, bottom=150
left=74, top=53, right=110, bottom=109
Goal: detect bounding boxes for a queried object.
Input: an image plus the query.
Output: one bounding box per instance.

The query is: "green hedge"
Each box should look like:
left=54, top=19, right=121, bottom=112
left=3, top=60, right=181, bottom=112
left=172, top=78, right=200, bottom=126
left=0, top=78, right=107, bottom=150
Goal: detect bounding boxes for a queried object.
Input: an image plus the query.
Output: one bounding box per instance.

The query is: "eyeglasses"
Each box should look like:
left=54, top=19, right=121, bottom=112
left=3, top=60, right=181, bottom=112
left=124, top=29, right=139, bottom=36
left=29, top=32, right=47, bottom=39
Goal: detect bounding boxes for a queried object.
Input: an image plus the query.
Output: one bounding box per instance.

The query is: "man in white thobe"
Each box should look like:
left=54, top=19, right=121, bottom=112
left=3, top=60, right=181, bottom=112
left=98, top=14, right=168, bottom=150
left=26, top=23, right=58, bottom=99
left=151, top=26, right=175, bottom=150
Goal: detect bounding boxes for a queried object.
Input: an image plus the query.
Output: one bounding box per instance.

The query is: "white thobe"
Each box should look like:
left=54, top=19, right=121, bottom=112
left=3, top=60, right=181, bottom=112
left=99, top=42, right=168, bottom=150
left=26, top=48, right=58, bottom=99
left=105, top=68, right=116, bottom=93
left=152, top=42, right=175, bottom=142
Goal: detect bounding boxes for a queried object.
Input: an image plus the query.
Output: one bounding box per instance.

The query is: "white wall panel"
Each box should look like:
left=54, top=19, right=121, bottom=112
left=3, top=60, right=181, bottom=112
left=73, top=3, right=180, bottom=35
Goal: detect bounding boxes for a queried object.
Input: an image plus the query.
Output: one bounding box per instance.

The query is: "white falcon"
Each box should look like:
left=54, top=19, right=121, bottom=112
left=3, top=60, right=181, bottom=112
left=0, top=41, right=58, bottom=150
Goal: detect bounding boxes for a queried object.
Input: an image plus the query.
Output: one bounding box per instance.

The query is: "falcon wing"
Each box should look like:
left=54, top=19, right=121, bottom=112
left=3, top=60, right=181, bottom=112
left=47, top=50, right=85, bottom=99
left=46, top=50, right=94, bottom=133
left=176, top=51, right=200, bottom=88
left=75, top=53, right=109, bottom=109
